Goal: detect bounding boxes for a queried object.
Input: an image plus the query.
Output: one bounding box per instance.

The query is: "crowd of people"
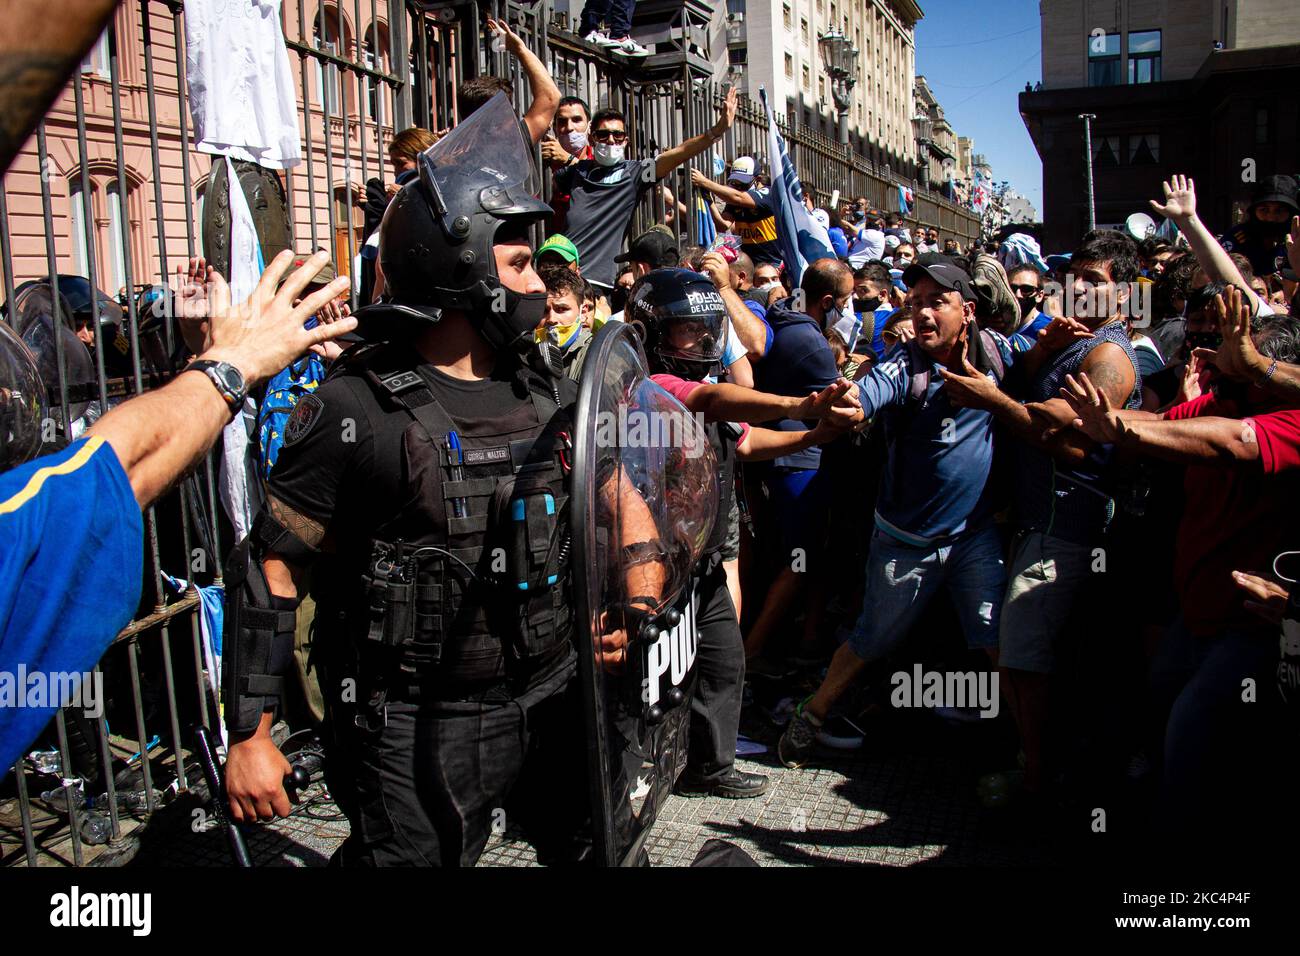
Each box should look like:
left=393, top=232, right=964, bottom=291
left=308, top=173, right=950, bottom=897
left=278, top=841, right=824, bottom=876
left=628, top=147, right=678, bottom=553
left=3, top=9, right=1299, bottom=868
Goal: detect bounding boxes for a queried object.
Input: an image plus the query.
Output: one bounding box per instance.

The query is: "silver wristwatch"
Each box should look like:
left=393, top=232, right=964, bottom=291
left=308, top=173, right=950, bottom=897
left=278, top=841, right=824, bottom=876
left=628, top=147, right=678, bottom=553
left=186, top=359, right=248, bottom=413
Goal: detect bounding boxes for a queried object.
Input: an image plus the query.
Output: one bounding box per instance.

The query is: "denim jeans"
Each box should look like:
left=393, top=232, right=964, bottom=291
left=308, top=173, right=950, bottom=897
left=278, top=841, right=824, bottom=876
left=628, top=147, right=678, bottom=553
left=844, top=524, right=1006, bottom=661
left=578, top=0, right=635, bottom=37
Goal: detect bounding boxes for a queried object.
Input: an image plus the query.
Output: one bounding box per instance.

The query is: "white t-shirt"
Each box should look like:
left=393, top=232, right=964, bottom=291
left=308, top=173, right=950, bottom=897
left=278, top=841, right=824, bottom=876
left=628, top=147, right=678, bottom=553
left=847, top=228, right=886, bottom=267
left=184, top=0, right=302, bottom=169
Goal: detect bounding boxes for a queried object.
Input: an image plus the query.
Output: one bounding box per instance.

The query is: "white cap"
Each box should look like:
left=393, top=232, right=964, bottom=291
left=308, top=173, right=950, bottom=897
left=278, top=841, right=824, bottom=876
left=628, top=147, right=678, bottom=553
left=884, top=234, right=901, bottom=250
left=729, top=155, right=757, bottom=184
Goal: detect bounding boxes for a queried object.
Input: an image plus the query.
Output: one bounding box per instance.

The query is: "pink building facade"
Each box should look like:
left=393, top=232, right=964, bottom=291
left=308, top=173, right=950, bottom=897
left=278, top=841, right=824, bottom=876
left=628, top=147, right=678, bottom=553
left=0, top=0, right=434, bottom=299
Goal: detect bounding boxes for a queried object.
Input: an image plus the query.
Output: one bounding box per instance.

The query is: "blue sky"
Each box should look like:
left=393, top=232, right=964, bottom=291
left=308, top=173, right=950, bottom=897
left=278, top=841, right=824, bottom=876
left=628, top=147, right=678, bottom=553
left=914, top=0, right=1043, bottom=212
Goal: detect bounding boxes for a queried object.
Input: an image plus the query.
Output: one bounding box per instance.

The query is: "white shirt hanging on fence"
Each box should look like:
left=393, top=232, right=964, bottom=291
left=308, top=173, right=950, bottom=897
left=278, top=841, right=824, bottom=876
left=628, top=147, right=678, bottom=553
left=184, top=0, right=302, bottom=169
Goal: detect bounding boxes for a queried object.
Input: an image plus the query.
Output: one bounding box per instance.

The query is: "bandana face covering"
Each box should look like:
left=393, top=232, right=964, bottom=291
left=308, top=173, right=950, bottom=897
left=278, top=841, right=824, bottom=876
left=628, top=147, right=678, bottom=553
left=535, top=319, right=581, bottom=352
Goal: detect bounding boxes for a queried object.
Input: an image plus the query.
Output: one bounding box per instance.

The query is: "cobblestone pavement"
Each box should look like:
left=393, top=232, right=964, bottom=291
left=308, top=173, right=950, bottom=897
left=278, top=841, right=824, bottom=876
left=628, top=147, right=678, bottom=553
left=125, top=704, right=1097, bottom=868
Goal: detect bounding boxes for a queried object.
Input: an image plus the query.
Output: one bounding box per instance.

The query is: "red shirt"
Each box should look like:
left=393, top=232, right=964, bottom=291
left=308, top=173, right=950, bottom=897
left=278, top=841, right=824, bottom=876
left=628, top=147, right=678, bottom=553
left=650, top=373, right=750, bottom=445
left=1168, top=394, right=1300, bottom=636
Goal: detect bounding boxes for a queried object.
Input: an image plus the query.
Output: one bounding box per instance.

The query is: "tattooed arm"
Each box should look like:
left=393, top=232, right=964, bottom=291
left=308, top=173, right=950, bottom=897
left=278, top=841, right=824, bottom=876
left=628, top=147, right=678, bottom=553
left=261, top=495, right=327, bottom=601
left=0, top=0, right=118, bottom=173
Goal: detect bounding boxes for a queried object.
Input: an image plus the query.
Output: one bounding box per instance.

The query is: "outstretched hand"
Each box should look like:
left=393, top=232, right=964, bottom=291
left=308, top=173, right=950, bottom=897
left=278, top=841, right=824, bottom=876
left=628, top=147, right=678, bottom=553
left=1035, top=315, right=1093, bottom=353
left=1190, top=284, right=1265, bottom=384
left=715, top=86, right=739, bottom=133
left=1150, top=173, right=1197, bottom=223
left=486, top=17, right=525, bottom=58
left=797, top=378, right=863, bottom=426
left=1059, top=371, right=1123, bottom=444
left=200, top=250, right=356, bottom=387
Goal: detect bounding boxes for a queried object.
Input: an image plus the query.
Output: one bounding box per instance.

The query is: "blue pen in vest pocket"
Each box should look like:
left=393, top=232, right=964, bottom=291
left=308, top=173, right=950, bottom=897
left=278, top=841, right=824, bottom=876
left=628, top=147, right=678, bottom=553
left=447, top=431, right=466, bottom=518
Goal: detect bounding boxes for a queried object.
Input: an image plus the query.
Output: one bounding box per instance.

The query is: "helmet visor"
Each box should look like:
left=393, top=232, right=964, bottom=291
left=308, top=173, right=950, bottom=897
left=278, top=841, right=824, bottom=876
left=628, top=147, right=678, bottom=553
left=418, top=92, right=539, bottom=218
left=659, top=312, right=727, bottom=364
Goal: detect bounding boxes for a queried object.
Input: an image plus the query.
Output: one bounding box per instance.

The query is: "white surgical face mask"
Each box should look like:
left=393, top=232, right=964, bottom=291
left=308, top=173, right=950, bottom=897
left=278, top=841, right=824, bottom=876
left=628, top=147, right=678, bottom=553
left=560, top=130, right=588, bottom=155
left=826, top=299, right=859, bottom=344
left=756, top=279, right=780, bottom=290
left=593, top=142, right=625, bottom=167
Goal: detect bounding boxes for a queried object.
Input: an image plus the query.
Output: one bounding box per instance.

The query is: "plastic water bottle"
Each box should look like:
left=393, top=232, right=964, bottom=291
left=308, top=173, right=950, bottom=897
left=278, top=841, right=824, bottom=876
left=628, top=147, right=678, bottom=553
left=490, top=26, right=507, bottom=54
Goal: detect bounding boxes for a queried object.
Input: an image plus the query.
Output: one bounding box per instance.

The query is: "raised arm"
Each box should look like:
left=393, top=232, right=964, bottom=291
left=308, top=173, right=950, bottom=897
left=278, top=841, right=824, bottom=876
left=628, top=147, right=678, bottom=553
left=0, top=0, right=118, bottom=173
left=489, top=17, right=560, bottom=145
left=698, top=251, right=768, bottom=359
left=690, top=167, right=757, bottom=210
left=1151, top=175, right=1264, bottom=315
left=677, top=379, right=859, bottom=426
left=656, top=88, right=738, bottom=180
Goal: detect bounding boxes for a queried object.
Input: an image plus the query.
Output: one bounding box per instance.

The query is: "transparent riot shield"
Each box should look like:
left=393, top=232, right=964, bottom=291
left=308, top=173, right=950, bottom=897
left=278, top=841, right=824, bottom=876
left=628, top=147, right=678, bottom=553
left=571, top=321, right=718, bottom=866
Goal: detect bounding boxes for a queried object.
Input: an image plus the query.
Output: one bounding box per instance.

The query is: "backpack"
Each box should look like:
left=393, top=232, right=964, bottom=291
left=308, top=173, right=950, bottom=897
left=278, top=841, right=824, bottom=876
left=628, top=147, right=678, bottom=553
left=256, top=353, right=327, bottom=482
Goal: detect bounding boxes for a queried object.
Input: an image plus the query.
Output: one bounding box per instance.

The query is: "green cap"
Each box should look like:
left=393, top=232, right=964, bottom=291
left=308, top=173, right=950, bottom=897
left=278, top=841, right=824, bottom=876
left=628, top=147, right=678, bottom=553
left=537, top=234, right=580, bottom=265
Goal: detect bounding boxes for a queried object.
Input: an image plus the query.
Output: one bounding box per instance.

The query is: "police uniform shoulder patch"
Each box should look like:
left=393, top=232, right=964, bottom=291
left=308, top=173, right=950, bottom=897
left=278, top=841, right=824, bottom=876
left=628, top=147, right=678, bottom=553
left=284, top=394, right=325, bottom=447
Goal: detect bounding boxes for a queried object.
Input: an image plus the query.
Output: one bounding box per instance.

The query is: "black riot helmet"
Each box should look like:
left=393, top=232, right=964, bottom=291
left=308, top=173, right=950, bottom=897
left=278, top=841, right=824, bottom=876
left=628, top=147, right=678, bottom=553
left=370, top=93, right=552, bottom=357
left=0, top=318, right=46, bottom=472
left=624, top=268, right=729, bottom=381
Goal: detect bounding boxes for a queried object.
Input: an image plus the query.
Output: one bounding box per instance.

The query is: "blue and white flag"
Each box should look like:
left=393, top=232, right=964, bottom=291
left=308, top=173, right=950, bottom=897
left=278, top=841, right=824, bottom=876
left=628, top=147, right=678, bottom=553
left=759, top=87, right=835, bottom=284
left=897, top=185, right=914, bottom=215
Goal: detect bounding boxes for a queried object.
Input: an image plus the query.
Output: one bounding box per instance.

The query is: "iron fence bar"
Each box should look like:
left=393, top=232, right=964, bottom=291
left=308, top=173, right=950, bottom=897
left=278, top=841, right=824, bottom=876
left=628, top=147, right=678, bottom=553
left=126, top=635, right=157, bottom=813
left=53, top=711, right=84, bottom=866
left=71, top=80, right=110, bottom=412
left=35, top=125, right=72, bottom=430
left=158, top=622, right=188, bottom=791
left=12, top=754, right=38, bottom=866
left=0, top=190, right=15, bottom=315
left=92, top=668, right=123, bottom=842
left=296, top=0, right=321, bottom=249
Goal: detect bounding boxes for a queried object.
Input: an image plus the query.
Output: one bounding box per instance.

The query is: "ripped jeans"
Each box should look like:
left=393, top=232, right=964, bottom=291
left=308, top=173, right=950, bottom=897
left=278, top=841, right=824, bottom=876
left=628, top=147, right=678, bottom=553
left=844, top=524, right=1006, bottom=661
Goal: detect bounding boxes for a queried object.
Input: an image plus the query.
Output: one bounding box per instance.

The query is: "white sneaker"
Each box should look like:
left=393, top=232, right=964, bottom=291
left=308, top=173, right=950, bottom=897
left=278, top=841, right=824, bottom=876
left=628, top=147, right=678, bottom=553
left=611, top=36, right=650, bottom=57
left=584, top=30, right=609, bottom=45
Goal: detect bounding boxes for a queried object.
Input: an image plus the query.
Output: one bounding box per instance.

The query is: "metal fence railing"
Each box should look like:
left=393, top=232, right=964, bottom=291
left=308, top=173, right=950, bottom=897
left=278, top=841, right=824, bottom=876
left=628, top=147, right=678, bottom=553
left=0, top=0, right=979, bottom=868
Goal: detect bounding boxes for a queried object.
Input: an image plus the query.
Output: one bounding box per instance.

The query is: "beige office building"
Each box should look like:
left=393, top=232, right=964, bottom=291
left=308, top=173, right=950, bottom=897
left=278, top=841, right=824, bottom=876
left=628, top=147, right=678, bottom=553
left=721, top=0, right=925, bottom=171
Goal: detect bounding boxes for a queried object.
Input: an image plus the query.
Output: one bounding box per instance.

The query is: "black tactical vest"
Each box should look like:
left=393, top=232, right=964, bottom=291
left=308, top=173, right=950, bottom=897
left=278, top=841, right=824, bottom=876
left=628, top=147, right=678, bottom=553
left=321, top=344, right=574, bottom=690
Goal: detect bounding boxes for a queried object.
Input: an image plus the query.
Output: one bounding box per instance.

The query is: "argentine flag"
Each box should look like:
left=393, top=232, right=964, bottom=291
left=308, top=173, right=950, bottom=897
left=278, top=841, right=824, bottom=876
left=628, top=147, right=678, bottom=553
left=759, top=87, right=835, bottom=284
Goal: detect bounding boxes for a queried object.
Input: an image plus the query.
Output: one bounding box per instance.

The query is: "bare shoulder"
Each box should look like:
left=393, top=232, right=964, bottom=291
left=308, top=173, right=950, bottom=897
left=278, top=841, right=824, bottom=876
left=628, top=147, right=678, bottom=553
left=1080, top=341, right=1137, bottom=402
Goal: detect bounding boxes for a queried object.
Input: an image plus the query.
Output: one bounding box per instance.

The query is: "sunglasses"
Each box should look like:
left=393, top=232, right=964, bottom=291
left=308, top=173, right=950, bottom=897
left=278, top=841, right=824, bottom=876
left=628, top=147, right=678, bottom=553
left=1011, top=284, right=1041, bottom=296
left=592, top=128, right=628, bottom=144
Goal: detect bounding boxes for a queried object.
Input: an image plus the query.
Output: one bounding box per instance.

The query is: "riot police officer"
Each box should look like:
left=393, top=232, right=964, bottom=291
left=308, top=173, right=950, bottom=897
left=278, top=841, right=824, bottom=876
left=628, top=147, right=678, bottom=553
left=1220, top=174, right=1298, bottom=278
left=625, top=268, right=859, bottom=799
left=222, top=96, right=596, bottom=866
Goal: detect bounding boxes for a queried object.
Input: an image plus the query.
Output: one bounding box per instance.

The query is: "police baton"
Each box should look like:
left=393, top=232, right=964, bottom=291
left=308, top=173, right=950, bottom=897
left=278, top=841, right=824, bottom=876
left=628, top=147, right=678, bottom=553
left=194, top=725, right=253, bottom=867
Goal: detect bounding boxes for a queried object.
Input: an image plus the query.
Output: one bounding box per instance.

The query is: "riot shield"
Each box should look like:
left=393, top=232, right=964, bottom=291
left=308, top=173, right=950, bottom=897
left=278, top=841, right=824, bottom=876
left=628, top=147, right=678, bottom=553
left=571, top=321, right=719, bottom=867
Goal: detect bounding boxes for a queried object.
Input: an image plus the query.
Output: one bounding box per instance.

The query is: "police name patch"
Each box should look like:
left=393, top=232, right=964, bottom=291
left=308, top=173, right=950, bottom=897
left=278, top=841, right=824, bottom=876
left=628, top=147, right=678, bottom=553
left=462, top=445, right=510, bottom=465
left=284, top=394, right=325, bottom=447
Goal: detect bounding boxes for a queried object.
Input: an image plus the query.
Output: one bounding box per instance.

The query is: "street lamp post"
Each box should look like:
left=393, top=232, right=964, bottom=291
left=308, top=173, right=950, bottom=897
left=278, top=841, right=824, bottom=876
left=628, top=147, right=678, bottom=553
left=818, top=28, right=859, bottom=146
left=912, top=115, right=932, bottom=190
left=1078, top=112, right=1097, bottom=232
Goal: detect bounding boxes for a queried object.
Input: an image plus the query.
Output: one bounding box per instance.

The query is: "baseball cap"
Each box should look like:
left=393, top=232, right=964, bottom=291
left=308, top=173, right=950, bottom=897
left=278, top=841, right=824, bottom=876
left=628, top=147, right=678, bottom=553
left=884, top=234, right=901, bottom=251
left=614, top=229, right=680, bottom=268
left=729, top=156, right=757, bottom=185
left=903, top=260, right=977, bottom=302
left=284, top=251, right=337, bottom=287
left=537, top=234, right=581, bottom=266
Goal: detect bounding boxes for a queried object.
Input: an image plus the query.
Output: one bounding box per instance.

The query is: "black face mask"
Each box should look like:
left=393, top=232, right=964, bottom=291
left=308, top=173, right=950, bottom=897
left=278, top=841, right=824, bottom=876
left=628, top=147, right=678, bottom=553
left=660, top=353, right=717, bottom=382
left=855, top=296, right=881, bottom=315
